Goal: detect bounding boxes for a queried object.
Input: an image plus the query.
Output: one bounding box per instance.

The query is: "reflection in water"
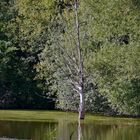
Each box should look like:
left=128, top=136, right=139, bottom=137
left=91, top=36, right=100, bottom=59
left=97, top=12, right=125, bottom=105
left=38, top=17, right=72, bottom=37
left=0, top=120, right=139, bottom=140
left=0, top=121, right=58, bottom=140
left=76, top=121, right=140, bottom=140
left=77, top=119, right=81, bottom=140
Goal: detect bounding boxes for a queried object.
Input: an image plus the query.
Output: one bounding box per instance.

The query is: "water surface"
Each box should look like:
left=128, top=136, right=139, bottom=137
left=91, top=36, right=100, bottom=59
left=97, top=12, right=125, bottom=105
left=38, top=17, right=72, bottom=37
left=0, top=118, right=139, bottom=140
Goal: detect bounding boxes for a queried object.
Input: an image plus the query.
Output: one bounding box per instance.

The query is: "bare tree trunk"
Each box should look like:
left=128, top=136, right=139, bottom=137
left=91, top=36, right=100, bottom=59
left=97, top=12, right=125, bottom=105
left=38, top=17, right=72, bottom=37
left=74, top=0, right=85, bottom=120
left=79, top=92, right=85, bottom=119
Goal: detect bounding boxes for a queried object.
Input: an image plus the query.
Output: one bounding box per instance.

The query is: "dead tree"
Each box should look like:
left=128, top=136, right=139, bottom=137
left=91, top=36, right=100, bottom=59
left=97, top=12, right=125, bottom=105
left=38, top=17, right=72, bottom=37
left=53, top=0, right=85, bottom=119
left=73, top=0, right=85, bottom=119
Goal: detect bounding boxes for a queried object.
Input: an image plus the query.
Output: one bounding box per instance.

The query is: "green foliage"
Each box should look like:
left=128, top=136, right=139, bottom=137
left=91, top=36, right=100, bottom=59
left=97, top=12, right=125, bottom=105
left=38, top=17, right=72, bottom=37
left=35, top=0, right=140, bottom=115
left=90, top=44, right=140, bottom=115
left=0, top=0, right=140, bottom=115
left=0, top=0, right=57, bottom=109
left=83, top=0, right=140, bottom=115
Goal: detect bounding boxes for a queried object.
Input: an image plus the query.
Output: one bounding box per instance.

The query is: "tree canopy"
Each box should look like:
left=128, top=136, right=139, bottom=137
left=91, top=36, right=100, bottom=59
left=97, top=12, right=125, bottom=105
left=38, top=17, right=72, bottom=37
left=0, top=0, right=140, bottom=116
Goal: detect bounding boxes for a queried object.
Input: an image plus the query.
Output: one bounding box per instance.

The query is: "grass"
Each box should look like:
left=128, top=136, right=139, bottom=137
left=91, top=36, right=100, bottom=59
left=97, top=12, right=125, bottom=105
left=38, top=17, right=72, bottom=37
left=0, top=110, right=139, bottom=125
left=0, top=110, right=76, bottom=122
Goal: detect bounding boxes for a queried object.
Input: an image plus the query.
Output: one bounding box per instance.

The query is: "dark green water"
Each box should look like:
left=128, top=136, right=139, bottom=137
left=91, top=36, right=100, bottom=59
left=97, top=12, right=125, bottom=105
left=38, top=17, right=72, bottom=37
left=0, top=119, right=140, bottom=140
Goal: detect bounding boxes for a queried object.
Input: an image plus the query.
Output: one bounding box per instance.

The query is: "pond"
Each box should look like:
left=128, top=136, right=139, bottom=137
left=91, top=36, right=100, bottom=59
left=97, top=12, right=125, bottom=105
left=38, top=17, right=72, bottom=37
left=0, top=111, right=139, bottom=140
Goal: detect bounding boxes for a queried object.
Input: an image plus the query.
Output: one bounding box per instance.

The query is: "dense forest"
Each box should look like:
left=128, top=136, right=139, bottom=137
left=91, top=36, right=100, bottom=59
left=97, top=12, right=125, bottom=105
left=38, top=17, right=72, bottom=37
left=0, top=0, right=140, bottom=116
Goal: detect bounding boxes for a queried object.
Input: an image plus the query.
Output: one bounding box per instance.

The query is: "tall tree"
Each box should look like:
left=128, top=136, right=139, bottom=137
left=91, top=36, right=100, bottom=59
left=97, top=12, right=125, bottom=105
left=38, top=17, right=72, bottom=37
left=73, top=0, right=85, bottom=119
left=36, top=0, right=86, bottom=119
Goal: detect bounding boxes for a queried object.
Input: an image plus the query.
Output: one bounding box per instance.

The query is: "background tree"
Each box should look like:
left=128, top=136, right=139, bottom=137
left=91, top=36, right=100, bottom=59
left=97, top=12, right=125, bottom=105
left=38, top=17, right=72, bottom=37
left=0, top=0, right=57, bottom=109
left=84, top=0, right=140, bottom=115
left=0, top=0, right=140, bottom=116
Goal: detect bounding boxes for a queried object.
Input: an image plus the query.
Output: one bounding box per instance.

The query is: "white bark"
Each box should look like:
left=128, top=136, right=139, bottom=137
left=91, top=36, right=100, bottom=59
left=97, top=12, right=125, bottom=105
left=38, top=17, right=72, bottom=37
left=79, top=92, right=85, bottom=119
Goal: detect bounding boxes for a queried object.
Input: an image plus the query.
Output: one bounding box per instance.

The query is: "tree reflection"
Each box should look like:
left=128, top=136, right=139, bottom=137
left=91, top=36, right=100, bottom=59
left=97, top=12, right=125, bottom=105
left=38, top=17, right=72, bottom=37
left=0, top=119, right=140, bottom=140
left=78, top=119, right=81, bottom=140
left=77, top=119, right=84, bottom=140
